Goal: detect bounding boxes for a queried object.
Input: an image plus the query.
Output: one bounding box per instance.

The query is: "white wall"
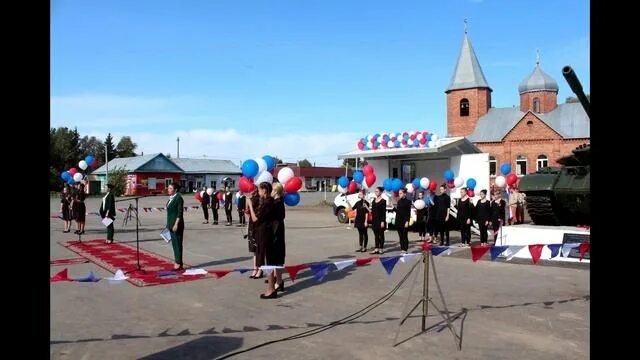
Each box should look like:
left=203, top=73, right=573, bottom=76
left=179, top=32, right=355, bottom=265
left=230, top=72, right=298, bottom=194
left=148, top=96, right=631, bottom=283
left=413, top=159, right=450, bottom=186
left=366, top=159, right=389, bottom=189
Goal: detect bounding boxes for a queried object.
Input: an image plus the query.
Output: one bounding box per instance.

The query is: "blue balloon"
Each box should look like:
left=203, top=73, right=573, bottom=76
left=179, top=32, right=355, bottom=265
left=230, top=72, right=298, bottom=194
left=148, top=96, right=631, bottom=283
left=67, top=179, right=75, bottom=185
left=444, top=169, right=454, bottom=181
left=60, top=171, right=68, bottom=181
left=466, top=178, right=477, bottom=189
left=412, top=177, right=421, bottom=190
left=374, top=133, right=380, bottom=139
left=241, top=159, right=259, bottom=178
left=374, top=141, right=380, bottom=146
left=500, top=163, right=512, bottom=176
left=383, top=178, right=393, bottom=191
left=85, top=155, right=95, bottom=166
left=353, top=171, right=365, bottom=184
left=262, top=155, right=276, bottom=171
left=413, top=139, right=420, bottom=146
left=392, top=178, right=403, bottom=192
left=404, top=134, right=410, bottom=140
left=394, top=140, right=400, bottom=147
left=363, top=145, right=370, bottom=151
left=283, top=192, right=300, bottom=206
left=338, top=176, right=349, bottom=188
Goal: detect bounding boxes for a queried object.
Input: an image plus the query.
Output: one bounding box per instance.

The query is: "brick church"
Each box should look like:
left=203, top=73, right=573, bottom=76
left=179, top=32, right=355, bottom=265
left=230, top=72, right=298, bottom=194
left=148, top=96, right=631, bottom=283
left=445, top=31, right=589, bottom=178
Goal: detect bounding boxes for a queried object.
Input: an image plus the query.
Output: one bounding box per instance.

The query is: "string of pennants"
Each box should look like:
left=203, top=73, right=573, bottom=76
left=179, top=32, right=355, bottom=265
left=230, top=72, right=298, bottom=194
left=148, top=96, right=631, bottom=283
left=51, top=242, right=590, bottom=284
left=50, top=206, right=209, bottom=219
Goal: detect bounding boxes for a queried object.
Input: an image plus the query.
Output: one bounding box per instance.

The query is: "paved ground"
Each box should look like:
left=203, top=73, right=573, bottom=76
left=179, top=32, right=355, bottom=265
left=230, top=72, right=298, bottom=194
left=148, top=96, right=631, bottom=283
left=50, top=194, right=589, bottom=359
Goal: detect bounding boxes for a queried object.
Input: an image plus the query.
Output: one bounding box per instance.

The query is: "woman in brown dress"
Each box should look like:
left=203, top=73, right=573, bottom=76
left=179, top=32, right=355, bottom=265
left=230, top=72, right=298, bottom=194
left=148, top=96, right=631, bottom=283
left=247, top=182, right=277, bottom=299
left=73, top=183, right=87, bottom=235
left=271, top=183, right=286, bottom=292
left=247, top=189, right=262, bottom=279
left=60, top=186, right=72, bottom=233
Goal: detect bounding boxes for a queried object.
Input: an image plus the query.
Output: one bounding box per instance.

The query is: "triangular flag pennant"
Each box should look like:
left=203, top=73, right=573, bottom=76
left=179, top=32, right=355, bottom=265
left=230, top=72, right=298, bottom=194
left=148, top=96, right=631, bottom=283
left=355, top=257, right=376, bottom=267
left=210, top=269, right=232, bottom=279
left=579, top=243, right=591, bottom=261
left=504, top=246, right=526, bottom=261
left=157, top=270, right=177, bottom=277
left=76, top=271, right=100, bottom=282
left=490, top=246, right=509, bottom=261
left=259, top=266, right=283, bottom=276
left=431, top=246, right=450, bottom=256
left=285, top=264, right=308, bottom=282
left=547, top=244, right=562, bottom=258
left=106, top=269, right=128, bottom=281
left=561, top=243, right=580, bottom=257
left=401, top=253, right=420, bottom=263
left=51, top=268, right=70, bottom=282
left=379, top=256, right=401, bottom=276
left=528, top=244, right=545, bottom=264
left=333, top=259, right=356, bottom=271
left=183, top=268, right=208, bottom=276
left=421, top=242, right=431, bottom=251
left=234, top=268, right=252, bottom=274
left=308, top=263, right=330, bottom=282
left=471, top=246, right=491, bottom=262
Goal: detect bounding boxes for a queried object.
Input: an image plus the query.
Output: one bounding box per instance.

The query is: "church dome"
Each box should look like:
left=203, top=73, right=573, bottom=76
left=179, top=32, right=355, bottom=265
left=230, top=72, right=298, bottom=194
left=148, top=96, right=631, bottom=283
left=518, top=63, right=559, bottom=94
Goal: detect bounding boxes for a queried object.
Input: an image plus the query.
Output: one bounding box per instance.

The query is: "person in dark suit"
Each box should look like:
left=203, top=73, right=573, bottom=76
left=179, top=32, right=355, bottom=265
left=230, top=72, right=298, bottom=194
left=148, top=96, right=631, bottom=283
left=99, top=183, right=116, bottom=244
left=224, top=186, right=233, bottom=226
left=352, top=190, right=370, bottom=252
left=211, top=191, right=220, bottom=225
left=370, top=186, right=387, bottom=254
left=73, top=183, right=87, bottom=235
left=414, top=191, right=427, bottom=242
left=434, top=184, right=451, bottom=246
left=457, top=187, right=474, bottom=247
left=271, top=183, right=286, bottom=292
left=201, top=187, right=210, bottom=224
left=490, top=190, right=507, bottom=244
left=247, top=189, right=261, bottom=278
left=237, top=192, right=246, bottom=226
left=166, top=182, right=185, bottom=270
left=395, top=188, right=412, bottom=253
left=474, top=189, right=491, bottom=246
left=60, top=185, right=72, bottom=233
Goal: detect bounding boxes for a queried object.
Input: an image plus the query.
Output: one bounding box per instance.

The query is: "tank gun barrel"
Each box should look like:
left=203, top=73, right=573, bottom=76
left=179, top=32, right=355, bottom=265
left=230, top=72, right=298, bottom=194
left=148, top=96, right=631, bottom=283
left=562, top=66, right=590, bottom=118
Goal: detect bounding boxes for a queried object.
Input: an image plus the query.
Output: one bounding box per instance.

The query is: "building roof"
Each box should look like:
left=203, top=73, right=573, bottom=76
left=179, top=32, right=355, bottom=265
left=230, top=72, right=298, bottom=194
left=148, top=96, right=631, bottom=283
left=446, top=33, right=491, bottom=93
left=91, top=153, right=183, bottom=175
left=338, top=137, right=482, bottom=160
left=467, top=103, right=589, bottom=142
left=518, top=63, right=559, bottom=94
left=170, top=158, right=241, bottom=174
left=274, top=166, right=352, bottom=178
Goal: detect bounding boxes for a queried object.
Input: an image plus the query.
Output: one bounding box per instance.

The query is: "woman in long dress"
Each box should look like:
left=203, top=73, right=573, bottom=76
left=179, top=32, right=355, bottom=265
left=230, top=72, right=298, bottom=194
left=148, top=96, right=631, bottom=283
left=247, top=182, right=277, bottom=299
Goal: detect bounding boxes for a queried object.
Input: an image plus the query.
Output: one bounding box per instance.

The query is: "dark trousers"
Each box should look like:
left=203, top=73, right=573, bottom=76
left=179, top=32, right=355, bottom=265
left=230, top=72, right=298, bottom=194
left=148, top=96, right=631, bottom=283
left=460, top=221, right=471, bottom=245
left=106, top=217, right=114, bottom=240
left=201, top=205, right=209, bottom=221
left=357, top=226, right=368, bottom=248
left=397, top=227, right=409, bottom=251
left=238, top=210, right=246, bottom=224
left=417, top=221, right=426, bottom=237
left=437, top=220, right=449, bottom=245
left=479, top=222, right=488, bottom=244
left=170, top=227, right=184, bottom=265
left=492, top=221, right=502, bottom=243
left=373, top=228, right=385, bottom=249
left=212, top=209, right=219, bottom=223
left=225, top=209, right=232, bottom=224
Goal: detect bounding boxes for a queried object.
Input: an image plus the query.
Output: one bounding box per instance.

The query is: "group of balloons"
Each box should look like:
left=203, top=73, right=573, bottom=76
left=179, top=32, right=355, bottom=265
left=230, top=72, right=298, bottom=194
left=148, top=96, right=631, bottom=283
left=494, top=163, right=518, bottom=189
left=237, top=155, right=302, bottom=206
left=357, top=131, right=440, bottom=150
left=337, top=165, right=377, bottom=194
left=60, top=155, right=96, bottom=185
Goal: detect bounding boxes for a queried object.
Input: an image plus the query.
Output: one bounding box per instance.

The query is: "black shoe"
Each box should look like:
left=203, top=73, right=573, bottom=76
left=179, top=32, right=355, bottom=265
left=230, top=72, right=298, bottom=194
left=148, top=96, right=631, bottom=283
left=212, top=222, right=218, bottom=225
left=275, top=282, right=285, bottom=292
left=260, top=292, right=278, bottom=299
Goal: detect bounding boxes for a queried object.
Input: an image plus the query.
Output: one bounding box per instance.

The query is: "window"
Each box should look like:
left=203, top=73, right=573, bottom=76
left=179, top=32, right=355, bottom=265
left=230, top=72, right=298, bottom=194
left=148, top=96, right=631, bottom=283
left=392, top=168, right=398, bottom=178
left=533, top=98, right=540, bottom=113
left=527, top=120, right=533, bottom=126
left=460, top=98, right=470, bottom=117
left=489, top=156, right=497, bottom=176
left=165, top=179, right=172, bottom=189
left=537, top=154, right=548, bottom=170
left=516, top=155, right=527, bottom=175
left=210, top=181, right=216, bottom=189
left=148, top=178, right=157, bottom=190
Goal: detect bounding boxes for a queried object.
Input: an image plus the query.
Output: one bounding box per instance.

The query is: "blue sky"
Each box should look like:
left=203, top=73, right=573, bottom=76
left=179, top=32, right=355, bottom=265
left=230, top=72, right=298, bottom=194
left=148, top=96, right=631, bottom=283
left=51, top=0, right=589, bottom=166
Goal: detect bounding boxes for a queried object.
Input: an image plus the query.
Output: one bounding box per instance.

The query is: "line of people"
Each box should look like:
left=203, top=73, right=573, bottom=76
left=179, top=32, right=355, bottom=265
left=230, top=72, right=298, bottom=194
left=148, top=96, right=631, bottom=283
left=198, top=186, right=247, bottom=226
left=59, top=183, right=87, bottom=235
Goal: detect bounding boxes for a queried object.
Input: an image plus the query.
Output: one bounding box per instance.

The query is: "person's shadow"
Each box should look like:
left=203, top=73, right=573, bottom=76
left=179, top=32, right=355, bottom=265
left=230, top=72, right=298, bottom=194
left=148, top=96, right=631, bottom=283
left=138, top=335, right=242, bottom=360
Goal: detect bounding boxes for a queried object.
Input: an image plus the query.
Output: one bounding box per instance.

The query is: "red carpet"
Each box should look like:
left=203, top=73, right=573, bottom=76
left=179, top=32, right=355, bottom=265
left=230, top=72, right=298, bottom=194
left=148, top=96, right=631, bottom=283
left=59, top=239, right=215, bottom=287
left=50, top=257, right=89, bottom=266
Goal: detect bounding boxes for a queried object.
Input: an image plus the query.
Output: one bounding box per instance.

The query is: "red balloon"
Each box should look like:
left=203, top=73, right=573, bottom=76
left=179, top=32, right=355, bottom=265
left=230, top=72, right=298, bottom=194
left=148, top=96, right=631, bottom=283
left=420, top=137, right=427, bottom=144
left=380, top=141, right=387, bottom=148
left=468, top=189, right=475, bottom=197
left=347, top=180, right=358, bottom=193
left=217, top=192, right=224, bottom=200
left=363, top=165, right=374, bottom=176
left=428, top=180, right=437, bottom=191
left=195, top=192, right=202, bottom=201
left=393, top=191, right=399, bottom=197
left=410, top=134, right=416, bottom=140
left=284, top=177, right=303, bottom=193
left=371, top=144, right=378, bottom=150
left=391, top=136, right=397, bottom=142
left=447, top=180, right=455, bottom=189
left=239, top=176, right=256, bottom=193
left=68, top=168, right=77, bottom=175
left=357, top=143, right=364, bottom=150
left=506, top=173, right=518, bottom=185
left=365, top=173, right=376, bottom=187
left=401, top=139, right=407, bottom=145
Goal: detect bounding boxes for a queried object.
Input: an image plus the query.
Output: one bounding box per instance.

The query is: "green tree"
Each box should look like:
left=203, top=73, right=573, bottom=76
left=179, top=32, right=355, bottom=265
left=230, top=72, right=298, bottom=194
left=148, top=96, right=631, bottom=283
left=565, top=94, right=590, bottom=103
left=79, top=135, right=105, bottom=168
left=298, top=159, right=312, bottom=167
left=104, top=133, right=117, bottom=162
left=50, top=127, right=82, bottom=190
left=107, top=167, right=129, bottom=196
left=342, top=158, right=366, bottom=168
left=273, top=157, right=283, bottom=165
left=116, top=136, right=137, bottom=158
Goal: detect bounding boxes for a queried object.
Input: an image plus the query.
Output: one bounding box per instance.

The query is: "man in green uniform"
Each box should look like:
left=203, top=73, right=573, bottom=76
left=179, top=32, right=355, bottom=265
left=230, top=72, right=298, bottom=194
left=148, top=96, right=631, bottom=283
left=166, top=182, right=185, bottom=270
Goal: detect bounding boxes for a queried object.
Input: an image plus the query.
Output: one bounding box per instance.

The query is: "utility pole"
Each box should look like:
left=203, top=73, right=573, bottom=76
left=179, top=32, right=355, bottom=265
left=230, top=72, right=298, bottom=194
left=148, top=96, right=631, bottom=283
left=177, top=137, right=180, bottom=158
left=105, top=142, right=109, bottom=191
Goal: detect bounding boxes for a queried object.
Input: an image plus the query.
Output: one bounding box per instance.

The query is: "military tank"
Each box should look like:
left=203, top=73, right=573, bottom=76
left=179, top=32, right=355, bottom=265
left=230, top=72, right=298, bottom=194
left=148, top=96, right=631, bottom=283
left=518, top=66, right=590, bottom=226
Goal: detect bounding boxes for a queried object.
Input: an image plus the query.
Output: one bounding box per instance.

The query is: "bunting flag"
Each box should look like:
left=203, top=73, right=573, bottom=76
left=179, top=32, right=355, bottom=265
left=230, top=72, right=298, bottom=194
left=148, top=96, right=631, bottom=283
left=355, top=257, right=377, bottom=267
left=51, top=268, right=71, bottom=282
left=421, top=242, right=431, bottom=251
left=503, top=246, right=526, bottom=261
left=285, top=264, right=308, bottom=282
left=528, top=244, right=545, bottom=264
left=547, top=244, right=562, bottom=258
left=259, top=265, right=284, bottom=276
left=309, top=263, right=330, bottom=282
left=234, top=269, right=252, bottom=274
left=76, top=271, right=100, bottom=282
left=210, top=269, right=233, bottom=279
left=579, top=243, right=591, bottom=261
left=490, top=246, right=509, bottom=261
left=157, top=271, right=177, bottom=277
left=379, top=256, right=401, bottom=276
left=430, top=246, right=450, bottom=256
left=106, top=269, right=128, bottom=282
left=401, top=253, right=420, bottom=263
left=333, top=259, right=356, bottom=271
left=561, top=243, right=580, bottom=257
left=471, top=246, right=491, bottom=262
left=184, top=268, right=208, bottom=276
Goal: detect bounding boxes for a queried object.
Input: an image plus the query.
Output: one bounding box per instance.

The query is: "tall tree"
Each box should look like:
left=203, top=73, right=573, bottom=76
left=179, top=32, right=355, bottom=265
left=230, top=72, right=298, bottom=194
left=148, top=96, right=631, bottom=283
left=272, top=157, right=284, bottom=165
left=565, top=94, right=590, bottom=103
left=104, top=133, right=117, bottom=163
left=298, top=159, right=312, bottom=167
left=79, top=136, right=105, bottom=167
left=342, top=158, right=366, bottom=168
left=116, top=136, right=137, bottom=158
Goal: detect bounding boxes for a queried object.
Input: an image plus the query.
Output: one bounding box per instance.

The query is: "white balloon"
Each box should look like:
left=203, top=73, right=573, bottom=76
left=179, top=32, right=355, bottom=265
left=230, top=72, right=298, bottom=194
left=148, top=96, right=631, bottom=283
left=78, top=160, right=88, bottom=170
left=420, top=177, right=430, bottom=189
left=388, top=141, right=395, bottom=148
left=414, top=199, right=426, bottom=210
left=277, top=167, right=294, bottom=184
left=254, top=170, right=273, bottom=185
left=255, top=157, right=268, bottom=175
left=495, top=175, right=506, bottom=188
left=338, top=185, right=347, bottom=193
left=200, top=190, right=205, bottom=197
left=431, top=134, right=439, bottom=142
left=454, top=176, right=465, bottom=187
left=206, top=188, right=214, bottom=195
left=73, top=173, right=83, bottom=182
left=416, top=133, right=423, bottom=141
left=406, top=183, right=414, bottom=193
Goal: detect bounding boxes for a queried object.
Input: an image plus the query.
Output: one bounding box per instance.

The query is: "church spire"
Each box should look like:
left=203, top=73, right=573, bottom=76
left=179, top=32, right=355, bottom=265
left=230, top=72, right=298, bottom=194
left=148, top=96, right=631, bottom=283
left=445, top=25, right=491, bottom=93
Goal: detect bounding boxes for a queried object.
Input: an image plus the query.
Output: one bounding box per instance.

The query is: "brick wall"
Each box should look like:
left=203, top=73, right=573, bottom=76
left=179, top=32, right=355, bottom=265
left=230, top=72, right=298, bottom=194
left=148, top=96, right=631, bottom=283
left=519, top=90, right=557, bottom=113
left=446, top=88, right=492, bottom=137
